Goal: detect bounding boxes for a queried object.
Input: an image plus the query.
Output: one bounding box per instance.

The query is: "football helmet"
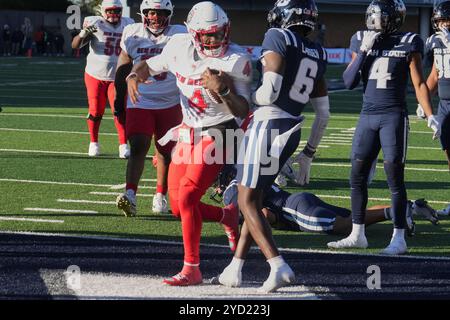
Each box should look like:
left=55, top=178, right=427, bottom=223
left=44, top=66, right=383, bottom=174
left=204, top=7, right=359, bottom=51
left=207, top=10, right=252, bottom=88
left=432, top=1, right=450, bottom=31
left=101, top=0, right=123, bottom=24
left=365, top=0, right=406, bottom=34
left=267, top=0, right=319, bottom=35
left=140, top=0, right=173, bottom=35
left=185, top=1, right=230, bottom=58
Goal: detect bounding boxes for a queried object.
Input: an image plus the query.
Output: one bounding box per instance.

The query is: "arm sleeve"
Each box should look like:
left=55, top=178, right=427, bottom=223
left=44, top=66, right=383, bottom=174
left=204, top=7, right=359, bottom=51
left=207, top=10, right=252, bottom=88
left=261, top=28, right=288, bottom=58
left=342, top=52, right=366, bottom=89
left=349, top=31, right=362, bottom=53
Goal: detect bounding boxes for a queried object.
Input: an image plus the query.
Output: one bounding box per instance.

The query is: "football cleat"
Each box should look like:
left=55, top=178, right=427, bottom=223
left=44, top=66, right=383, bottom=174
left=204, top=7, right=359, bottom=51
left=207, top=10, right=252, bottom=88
left=380, top=238, right=407, bottom=255
left=218, top=266, right=242, bottom=288
left=88, top=142, right=100, bottom=157
left=274, top=173, right=287, bottom=187
left=327, top=235, right=368, bottom=249
left=116, top=192, right=137, bottom=217
left=412, top=198, right=439, bottom=225
left=258, top=264, right=296, bottom=293
left=163, top=270, right=202, bottom=286
left=152, top=193, right=169, bottom=213
left=406, top=200, right=416, bottom=237
left=119, top=144, right=130, bottom=159
left=437, top=203, right=450, bottom=216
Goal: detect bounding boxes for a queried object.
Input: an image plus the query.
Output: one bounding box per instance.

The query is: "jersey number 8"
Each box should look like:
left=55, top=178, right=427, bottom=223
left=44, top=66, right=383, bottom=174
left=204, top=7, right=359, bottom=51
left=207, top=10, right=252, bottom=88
left=289, top=58, right=318, bottom=104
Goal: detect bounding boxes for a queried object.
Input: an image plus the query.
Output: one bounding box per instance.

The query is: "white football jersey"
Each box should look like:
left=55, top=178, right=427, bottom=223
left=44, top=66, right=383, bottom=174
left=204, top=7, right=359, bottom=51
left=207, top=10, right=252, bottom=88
left=83, top=16, right=134, bottom=81
left=146, top=34, right=252, bottom=128
left=121, top=24, right=186, bottom=110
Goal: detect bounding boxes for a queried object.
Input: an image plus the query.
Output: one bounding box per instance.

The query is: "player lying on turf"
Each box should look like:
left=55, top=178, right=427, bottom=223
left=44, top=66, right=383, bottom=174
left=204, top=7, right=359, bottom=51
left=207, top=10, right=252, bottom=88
left=214, top=175, right=441, bottom=288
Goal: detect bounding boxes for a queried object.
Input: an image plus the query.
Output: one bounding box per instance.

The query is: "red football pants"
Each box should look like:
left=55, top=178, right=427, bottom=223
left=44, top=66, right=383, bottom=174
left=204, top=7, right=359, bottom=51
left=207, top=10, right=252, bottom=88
left=84, top=72, right=126, bottom=144
left=168, top=135, right=226, bottom=265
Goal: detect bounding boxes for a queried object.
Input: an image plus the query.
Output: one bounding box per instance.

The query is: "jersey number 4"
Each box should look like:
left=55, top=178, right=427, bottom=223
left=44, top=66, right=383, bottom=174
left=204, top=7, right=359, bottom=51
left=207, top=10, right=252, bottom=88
left=289, top=58, right=318, bottom=104
left=369, top=57, right=392, bottom=89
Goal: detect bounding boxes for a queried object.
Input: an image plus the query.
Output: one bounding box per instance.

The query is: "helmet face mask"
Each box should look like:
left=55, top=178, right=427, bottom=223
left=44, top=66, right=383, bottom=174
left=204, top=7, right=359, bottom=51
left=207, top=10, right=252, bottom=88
left=101, top=0, right=123, bottom=24
left=186, top=2, right=230, bottom=58
left=267, top=0, right=318, bottom=36
left=432, top=1, right=450, bottom=31
left=140, top=0, right=173, bottom=35
left=365, top=0, right=406, bottom=34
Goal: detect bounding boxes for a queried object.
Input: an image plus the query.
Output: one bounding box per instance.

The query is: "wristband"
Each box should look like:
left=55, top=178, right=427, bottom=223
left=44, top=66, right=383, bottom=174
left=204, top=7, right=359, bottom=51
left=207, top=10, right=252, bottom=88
left=303, top=144, right=316, bottom=158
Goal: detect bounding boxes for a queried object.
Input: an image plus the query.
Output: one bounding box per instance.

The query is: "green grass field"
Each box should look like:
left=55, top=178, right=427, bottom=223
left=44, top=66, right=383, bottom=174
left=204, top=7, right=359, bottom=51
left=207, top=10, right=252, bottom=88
left=0, top=57, right=449, bottom=257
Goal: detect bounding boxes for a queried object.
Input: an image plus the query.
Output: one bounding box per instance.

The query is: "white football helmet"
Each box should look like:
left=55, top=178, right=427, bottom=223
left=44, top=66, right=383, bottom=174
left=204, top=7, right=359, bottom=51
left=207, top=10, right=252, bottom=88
left=185, top=1, right=230, bottom=58
left=101, top=0, right=123, bottom=24
left=140, top=0, right=173, bottom=35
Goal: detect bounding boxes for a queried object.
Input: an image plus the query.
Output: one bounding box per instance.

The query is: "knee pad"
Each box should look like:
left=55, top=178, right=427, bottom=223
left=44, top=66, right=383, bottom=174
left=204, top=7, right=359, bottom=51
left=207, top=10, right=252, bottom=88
left=383, top=161, right=405, bottom=192
left=350, top=159, right=373, bottom=187
left=87, top=114, right=103, bottom=122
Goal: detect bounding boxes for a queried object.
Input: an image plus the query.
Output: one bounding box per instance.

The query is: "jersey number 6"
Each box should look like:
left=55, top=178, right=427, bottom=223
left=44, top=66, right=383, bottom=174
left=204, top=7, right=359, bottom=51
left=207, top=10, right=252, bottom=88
left=289, top=58, right=318, bottom=104
left=104, top=37, right=121, bottom=56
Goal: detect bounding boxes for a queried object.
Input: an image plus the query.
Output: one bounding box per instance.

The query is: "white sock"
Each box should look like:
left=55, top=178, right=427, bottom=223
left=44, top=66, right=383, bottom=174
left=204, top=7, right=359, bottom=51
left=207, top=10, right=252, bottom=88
left=392, top=228, right=405, bottom=241
left=350, top=223, right=365, bottom=239
left=267, top=255, right=286, bottom=270
left=228, top=257, right=245, bottom=272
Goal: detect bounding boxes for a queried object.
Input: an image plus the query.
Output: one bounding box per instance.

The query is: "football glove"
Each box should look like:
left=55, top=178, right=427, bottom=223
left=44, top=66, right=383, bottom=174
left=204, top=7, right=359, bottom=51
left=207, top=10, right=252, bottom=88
left=412, top=199, right=439, bottom=225
left=294, top=151, right=313, bottom=186
left=436, top=27, right=450, bottom=49
left=416, top=104, right=426, bottom=120
left=79, top=25, right=98, bottom=39
left=360, top=31, right=381, bottom=53
left=427, top=115, right=441, bottom=140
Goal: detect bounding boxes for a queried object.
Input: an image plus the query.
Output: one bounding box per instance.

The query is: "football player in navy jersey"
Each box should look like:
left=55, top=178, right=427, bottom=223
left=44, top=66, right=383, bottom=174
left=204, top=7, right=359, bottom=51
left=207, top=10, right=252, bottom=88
left=329, top=0, right=440, bottom=255
left=233, top=0, right=329, bottom=293
left=418, top=0, right=450, bottom=170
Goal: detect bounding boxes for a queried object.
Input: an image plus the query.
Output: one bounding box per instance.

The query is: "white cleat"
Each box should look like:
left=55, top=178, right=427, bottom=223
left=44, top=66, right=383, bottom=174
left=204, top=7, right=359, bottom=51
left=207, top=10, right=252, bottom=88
left=218, top=267, right=242, bottom=288
left=380, top=239, right=407, bottom=255
left=327, top=235, right=368, bottom=249
left=274, top=174, right=287, bottom=187
left=258, top=264, right=295, bottom=293
left=116, top=192, right=137, bottom=217
left=119, top=144, right=130, bottom=159
left=152, top=193, right=169, bottom=213
left=437, top=203, right=450, bottom=216
left=88, top=142, right=100, bottom=157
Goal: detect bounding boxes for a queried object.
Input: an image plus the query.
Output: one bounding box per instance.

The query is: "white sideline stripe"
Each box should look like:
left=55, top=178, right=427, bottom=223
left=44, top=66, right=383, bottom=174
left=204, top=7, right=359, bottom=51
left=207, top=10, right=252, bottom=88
left=57, top=199, right=116, bottom=205
left=311, top=162, right=449, bottom=172
left=0, top=127, right=117, bottom=136
left=0, top=178, right=115, bottom=188
left=90, top=192, right=154, bottom=197
left=0, top=216, right=64, bottom=223
left=0, top=113, right=113, bottom=119
left=0, top=148, right=87, bottom=156
left=315, top=194, right=449, bottom=205
left=24, top=208, right=98, bottom=214
left=2, top=230, right=450, bottom=262
left=140, top=179, right=157, bottom=182
left=312, top=142, right=444, bottom=151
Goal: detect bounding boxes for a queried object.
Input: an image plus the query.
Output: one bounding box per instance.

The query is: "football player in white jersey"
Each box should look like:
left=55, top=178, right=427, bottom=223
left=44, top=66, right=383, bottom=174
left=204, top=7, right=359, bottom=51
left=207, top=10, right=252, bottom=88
left=72, top=0, right=134, bottom=158
left=114, top=0, right=185, bottom=216
left=127, top=1, right=252, bottom=286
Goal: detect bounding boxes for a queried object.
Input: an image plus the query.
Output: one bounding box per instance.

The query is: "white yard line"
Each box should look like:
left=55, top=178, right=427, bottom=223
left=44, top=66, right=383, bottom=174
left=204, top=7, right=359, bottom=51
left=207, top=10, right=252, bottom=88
left=0, top=127, right=117, bottom=136
left=23, top=208, right=97, bottom=214
left=57, top=199, right=116, bottom=205
left=0, top=148, right=87, bottom=156
left=0, top=113, right=99, bottom=119
left=313, top=142, right=444, bottom=151
left=90, top=192, right=154, bottom=197
left=0, top=216, right=64, bottom=223
left=0, top=178, right=115, bottom=188
left=310, top=162, right=449, bottom=172
left=315, top=194, right=449, bottom=205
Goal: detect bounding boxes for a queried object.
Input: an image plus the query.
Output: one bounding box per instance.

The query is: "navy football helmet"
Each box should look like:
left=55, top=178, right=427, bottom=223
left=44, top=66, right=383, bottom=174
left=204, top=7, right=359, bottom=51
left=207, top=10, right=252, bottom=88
left=267, top=0, right=318, bottom=35
left=432, top=1, right=450, bottom=31
left=365, top=0, right=406, bottom=34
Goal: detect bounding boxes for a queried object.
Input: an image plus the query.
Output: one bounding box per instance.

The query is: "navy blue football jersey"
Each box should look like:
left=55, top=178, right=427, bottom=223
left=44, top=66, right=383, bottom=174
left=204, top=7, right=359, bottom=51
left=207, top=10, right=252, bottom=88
left=426, top=34, right=450, bottom=100
left=263, top=184, right=290, bottom=212
left=350, top=31, right=424, bottom=114
left=259, top=28, right=328, bottom=117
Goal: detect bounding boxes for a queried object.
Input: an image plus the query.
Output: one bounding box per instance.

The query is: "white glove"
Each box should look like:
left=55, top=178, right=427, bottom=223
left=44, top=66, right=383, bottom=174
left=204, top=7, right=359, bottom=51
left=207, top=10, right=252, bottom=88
left=436, top=27, right=450, bottom=49
left=416, top=104, right=426, bottom=120
left=294, top=151, right=313, bottom=186
left=427, top=115, right=441, bottom=140
left=79, top=25, right=98, bottom=39
left=360, top=31, right=381, bottom=53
